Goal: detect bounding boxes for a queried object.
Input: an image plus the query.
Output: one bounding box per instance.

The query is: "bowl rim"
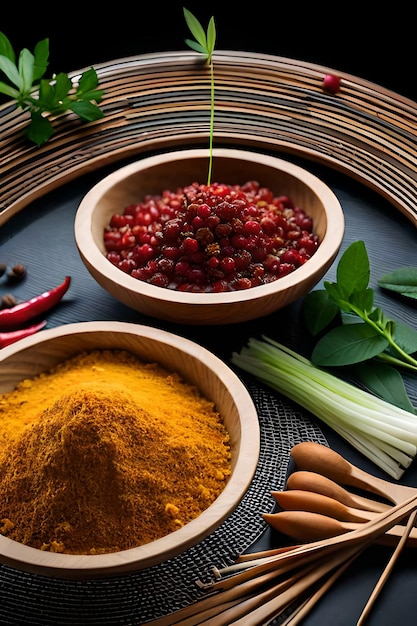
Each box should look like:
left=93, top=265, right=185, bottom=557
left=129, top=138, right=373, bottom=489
left=74, top=148, right=345, bottom=306
left=0, top=321, right=260, bottom=577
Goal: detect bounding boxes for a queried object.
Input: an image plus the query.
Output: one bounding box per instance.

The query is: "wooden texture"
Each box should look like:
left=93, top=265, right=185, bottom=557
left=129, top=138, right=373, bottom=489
left=0, top=51, right=415, bottom=228
left=290, top=442, right=417, bottom=505
left=74, top=148, right=344, bottom=325
left=0, top=322, right=259, bottom=578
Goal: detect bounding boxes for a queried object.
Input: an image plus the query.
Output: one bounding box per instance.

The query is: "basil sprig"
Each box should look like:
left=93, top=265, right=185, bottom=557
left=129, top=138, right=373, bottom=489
left=0, top=32, right=104, bottom=146
left=303, top=240, right=417, bottom=411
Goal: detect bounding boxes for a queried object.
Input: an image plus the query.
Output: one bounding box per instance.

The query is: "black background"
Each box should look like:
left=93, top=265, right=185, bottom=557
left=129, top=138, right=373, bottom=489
left=1, top=1, right=415, bottom=101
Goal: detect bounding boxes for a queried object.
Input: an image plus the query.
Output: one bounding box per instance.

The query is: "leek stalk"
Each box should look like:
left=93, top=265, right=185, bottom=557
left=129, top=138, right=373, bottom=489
left=231, top=336, right=417, bottom=479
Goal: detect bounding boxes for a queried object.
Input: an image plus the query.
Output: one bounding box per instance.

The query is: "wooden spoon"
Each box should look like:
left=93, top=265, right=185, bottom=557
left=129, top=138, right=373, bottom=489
left=273, top=489, right=381, bottom=523
left=291, top=442, right=417, bottom=504
left=263, top=510, right=417, bottom=546
left=286, top=470, right=391, bottom=513
left=272, top=490, right=417, bottom=545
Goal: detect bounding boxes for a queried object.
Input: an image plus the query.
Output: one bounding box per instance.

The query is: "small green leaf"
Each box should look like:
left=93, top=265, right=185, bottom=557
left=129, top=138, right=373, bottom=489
left=184, top=39, right=207, bottom=55
left=206, top=17, right=216, bottom=59
left=353, top=361, right=417, bottom=413
left=336, top=240, right=370, bottom=297
left=0, top=32, right=15, bottom=62
left=52, top=72, right=72, bottom=100
left=0, top=54, right=22, bottom=88
left=378, top=266, right=417, bottom=300
left=33, top=38, right=49, bottom=81
left=392, top=319, right=417, bottom=355
left=324, top=281, right=352, bottom=311
left=183, top=7, right=208, bottom=51
left=368, top=307, right=389, bottom=328
left=302, top=289, right=339, bottom=335
left=18, top=49, right=35, bottom=93
left=69, top=100, right=104, bottom=121
left=0, top=79, right=19, bottom=98
left=349, top=287, right=374, bottom=314
left=25, top=110, right=54, bottom=146
left=77, top=67, right=99, bottom=93
left=311, top=324, right=389, bottom=366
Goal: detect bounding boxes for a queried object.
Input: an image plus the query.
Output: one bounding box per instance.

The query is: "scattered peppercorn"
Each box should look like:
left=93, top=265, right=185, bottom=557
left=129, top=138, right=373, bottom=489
left=7, top=264, right=27, bottom=284
left=0, top=294, right=18, bottom=310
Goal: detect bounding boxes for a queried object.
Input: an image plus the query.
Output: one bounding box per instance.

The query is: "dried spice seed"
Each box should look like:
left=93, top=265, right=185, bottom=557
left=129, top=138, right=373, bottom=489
left=104, top=181, right=319, bottom=293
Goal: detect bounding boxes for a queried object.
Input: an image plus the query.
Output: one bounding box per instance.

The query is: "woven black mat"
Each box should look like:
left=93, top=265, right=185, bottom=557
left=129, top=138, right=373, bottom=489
left=0, top=378, right=327, bottom=626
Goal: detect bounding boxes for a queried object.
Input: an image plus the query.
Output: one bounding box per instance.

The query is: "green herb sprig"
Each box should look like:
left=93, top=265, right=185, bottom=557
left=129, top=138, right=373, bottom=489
left=0, top=32, right=105, bottom=146
left=232, top=336, right=417, bottom=478
left=183, top=7, right=216, bottom=185
left=303, top=240, right=417, bottom=410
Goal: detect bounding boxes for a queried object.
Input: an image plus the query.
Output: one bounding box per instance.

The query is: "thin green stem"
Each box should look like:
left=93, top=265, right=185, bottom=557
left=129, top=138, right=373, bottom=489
left=350, top=305, right=417, bottom=370
left=207, top=55, right=214, bottom=186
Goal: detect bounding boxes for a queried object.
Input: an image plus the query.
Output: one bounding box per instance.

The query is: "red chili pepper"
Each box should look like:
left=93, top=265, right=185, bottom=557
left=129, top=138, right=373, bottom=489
left=0, top=320, right=47, bottom=348
left=0, top=276, right=71, bottom=330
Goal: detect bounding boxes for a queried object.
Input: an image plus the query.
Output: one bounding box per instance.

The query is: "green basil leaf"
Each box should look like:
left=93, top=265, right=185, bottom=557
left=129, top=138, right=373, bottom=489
left=324, top=281, right=353, bottom=311
left=53, top=72, right=72, bottom=100
left=349, top=287, right=374, bottom=313
left=392, top=319, right=417, bottom=355
left=75, top=88, right=105, bottom=104
left=18, top=48, right=34, bottom=93
left=368, top=307, right=389, bottom=328
left=378, top=266, right=417, bottom=299
left=341, top=311, right=362, bottom=325
left=353, top=361, right=417, bottom=413
left=336, top=240, right=370, bottom=297
left=33, top=38, right=49, bottom=81
left=302, top=290, right=339, bottom=335
left=25, top=111, right=54, bottom=146
left=0, top=79, right=19, bottom=98
left=0, top=54, right=22, bottom=88
left=0, top=32, right=15, bottom=63
left=77, top=68, right=99, bottom=93
left=69, top=100, right=104, bottom=121
left=311, top=324, right=389, bottom=366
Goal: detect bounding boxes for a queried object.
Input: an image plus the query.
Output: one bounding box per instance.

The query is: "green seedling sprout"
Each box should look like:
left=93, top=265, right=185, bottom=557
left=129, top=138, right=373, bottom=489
left=0, top=32, right=105, bottom=146
left=183, top=7, right=216, bottom=185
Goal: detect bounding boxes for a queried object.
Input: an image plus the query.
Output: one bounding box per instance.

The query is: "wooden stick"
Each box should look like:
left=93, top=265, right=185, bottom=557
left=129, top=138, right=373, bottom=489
left=279, top=552, right=360, bottom=625
left=356, top=508, right=417, bottom=626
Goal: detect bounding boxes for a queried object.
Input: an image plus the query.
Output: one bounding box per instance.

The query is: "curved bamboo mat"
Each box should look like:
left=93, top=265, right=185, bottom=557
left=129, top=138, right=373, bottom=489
left=0, top=50, right=416, bottom=227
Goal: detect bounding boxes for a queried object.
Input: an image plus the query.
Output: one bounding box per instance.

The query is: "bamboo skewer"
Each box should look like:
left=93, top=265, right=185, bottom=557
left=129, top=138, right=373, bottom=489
left=356, top=509, right=417, bottom=626
left=145, top=494, right=417, bottom=625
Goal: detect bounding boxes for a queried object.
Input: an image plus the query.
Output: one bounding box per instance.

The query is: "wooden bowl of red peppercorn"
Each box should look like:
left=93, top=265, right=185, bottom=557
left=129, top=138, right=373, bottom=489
left=75, top=149, right=345, bottom=325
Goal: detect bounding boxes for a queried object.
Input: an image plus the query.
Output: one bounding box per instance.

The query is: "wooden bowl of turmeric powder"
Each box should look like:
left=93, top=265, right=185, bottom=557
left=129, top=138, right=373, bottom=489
left=74, top=148, right=345, bottom=325
left=0, top=321, right=259, bottom=578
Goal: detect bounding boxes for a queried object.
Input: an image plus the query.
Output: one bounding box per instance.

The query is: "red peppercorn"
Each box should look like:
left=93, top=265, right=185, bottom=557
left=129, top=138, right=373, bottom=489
left=103, top=181, right=319, bottom=292
left=323, top=74, right=341, bottom=94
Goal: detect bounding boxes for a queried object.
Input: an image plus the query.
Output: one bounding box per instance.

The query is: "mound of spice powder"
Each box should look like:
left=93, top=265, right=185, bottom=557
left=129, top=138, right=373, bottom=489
left=0, top=350, right=231, bottom=554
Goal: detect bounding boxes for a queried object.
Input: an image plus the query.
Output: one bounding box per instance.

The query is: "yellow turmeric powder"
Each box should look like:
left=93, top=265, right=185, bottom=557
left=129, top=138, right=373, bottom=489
left=0, top=350, right=231, bottom=554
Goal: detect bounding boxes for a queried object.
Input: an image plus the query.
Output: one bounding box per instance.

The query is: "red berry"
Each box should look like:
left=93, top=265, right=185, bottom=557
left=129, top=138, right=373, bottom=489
left=323, top=74, right=341, bottom=94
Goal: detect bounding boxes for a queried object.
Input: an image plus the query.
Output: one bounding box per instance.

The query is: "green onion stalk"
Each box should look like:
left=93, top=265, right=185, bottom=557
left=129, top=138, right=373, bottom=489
left=231, top=336, right=417, bottom=479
